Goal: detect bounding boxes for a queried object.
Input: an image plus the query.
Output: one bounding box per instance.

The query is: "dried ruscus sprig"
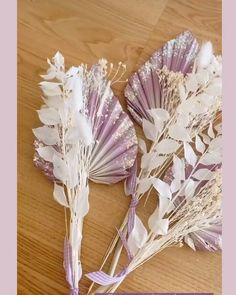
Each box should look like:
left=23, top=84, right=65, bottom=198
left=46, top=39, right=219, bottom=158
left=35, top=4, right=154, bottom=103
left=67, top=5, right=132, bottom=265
left=105, top=169, right=222, bottom=293
left=86, top=33, right=222, bottom=293
left=33, top=52, right=137, bottom=294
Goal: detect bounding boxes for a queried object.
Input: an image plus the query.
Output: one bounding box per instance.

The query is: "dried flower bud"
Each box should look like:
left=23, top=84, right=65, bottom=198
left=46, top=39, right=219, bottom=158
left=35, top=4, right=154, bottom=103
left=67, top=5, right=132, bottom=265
left=197, top=41, right=213, bottom=68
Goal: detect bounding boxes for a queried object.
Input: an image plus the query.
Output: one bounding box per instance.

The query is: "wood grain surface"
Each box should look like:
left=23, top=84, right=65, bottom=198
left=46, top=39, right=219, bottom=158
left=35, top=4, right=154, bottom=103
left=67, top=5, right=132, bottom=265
left=18, top=1, right=222, bottom=294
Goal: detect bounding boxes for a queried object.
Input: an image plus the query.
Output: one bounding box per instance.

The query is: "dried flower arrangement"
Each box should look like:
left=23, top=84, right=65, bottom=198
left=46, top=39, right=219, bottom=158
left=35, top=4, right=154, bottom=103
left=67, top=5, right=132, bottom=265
left=86, top=31, right=222, bottom=293
left=33, top=54, right=138, bottom=294
left=33, top=31, right=222, bottom=294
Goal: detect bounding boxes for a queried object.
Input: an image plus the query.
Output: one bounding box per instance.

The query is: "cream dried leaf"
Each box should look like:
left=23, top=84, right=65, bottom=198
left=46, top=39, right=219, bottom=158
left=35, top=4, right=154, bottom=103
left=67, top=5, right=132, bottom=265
left=39, top=81, right=62, bottom=97
left=152, top=178, right=171, bottom=199
left=52, top=154, right=68, bottom=184
left=53, top=183, right=69, bottom=207
left=195, top=135, right=205, bottom=154
left=168, top=123, right=191, bottom=142
left=155, top=139, right=180, bottom=155
left=36, top=146, right=55, bottom=162
left=138, top=138, right=147, bottom=154
left=184, top=142, right=197, bottom=166
left=33, top=126, right=59, bottom=145
left=127, top=214, right=148, bottom=256
left=141, top=153, right=166, bottom=171
left=75, top=186, right=89, bottom=218
left=142, top=119, right=158, bottom=141
left=37, top=107, right=60, bottom=125
left=192, top=169, right=214, bottom=181
left=137, top=178, right=152, bottom=194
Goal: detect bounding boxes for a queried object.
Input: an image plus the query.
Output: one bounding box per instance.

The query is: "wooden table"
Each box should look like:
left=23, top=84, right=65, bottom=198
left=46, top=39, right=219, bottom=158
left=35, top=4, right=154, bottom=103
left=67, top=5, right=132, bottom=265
left=18, top=1, right=222, bottom=294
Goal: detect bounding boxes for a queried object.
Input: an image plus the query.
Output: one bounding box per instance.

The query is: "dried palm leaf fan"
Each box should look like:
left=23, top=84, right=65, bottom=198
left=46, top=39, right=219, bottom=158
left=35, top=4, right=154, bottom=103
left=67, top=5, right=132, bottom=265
left=125, top=31, right=199, bottom=124
left=33, top=53, right=138, bottom=295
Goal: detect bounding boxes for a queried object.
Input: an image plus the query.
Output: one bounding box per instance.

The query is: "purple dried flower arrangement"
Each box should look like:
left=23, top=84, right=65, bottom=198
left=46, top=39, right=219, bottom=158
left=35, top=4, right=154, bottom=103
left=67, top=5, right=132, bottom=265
left=33, top=53, right=137, bottom=294
left=87, top=31, right=222, bottom=293
left=33, top=31, right=222, bottom=294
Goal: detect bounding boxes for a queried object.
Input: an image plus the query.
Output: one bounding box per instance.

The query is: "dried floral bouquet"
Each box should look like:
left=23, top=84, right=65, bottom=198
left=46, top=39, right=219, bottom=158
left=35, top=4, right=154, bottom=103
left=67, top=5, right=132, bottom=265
left=33, top=54, right=138, bottom=294
left=86, top=31, right=222, bottom=293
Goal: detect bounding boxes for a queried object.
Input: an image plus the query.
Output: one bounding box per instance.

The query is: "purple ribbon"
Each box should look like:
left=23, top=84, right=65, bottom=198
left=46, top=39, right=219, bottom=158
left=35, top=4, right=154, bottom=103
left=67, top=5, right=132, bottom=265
left=127, top=195, right=138, bottom=236
left=70, top=288, right=79, bottom=295
left=86, top=267, right=128, bottom=286
left=86, top=195, right=138, bottom=286
left=117, top=228, right=133, bottom=260
left=125, top=159, right=138, bottom=236
left=85, top=228, right=131, bottom=286
left=86, top=160, right=139, bottom=286
left=64, top=238, right=79, bottom=295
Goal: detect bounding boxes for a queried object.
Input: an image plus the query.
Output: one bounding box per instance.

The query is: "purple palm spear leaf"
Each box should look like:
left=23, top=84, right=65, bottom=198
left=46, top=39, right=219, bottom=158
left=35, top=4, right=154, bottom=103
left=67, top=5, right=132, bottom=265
left=124, top=31, right=199, bottom=124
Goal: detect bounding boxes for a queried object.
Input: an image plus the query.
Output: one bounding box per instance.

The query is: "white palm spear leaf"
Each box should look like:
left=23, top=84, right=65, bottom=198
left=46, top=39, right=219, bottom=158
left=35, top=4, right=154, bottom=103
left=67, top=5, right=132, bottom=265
left=33, top=52, right=137, bottom=294
left=87, top=33, right=222, bottom=293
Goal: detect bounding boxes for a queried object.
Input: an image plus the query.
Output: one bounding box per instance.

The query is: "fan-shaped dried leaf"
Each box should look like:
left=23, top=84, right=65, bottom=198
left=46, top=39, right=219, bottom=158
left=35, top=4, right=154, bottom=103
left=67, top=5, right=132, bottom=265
left=124, top=31, right=199, bottom=124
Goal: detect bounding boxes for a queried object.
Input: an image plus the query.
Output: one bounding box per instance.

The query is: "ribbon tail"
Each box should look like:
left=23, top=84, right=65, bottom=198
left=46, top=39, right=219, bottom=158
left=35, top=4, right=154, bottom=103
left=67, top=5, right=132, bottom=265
left=64, top=237, right=74, bottom=287
left=70, top=289, right=79, bottom=295
left=85, top=270, right=126, bottom=286
left=117, top=229, right=133, bottom=260
left=64, top=237, right=80, bottom=295
left=127, top=195, right=138, bottom=235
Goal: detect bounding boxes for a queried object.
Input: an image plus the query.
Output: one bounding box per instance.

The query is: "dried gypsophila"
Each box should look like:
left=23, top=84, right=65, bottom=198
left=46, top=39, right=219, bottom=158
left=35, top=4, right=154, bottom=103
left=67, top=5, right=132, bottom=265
left=86, top=32, right=222, bottom=293
left=33, top=52, right=138, bottom=295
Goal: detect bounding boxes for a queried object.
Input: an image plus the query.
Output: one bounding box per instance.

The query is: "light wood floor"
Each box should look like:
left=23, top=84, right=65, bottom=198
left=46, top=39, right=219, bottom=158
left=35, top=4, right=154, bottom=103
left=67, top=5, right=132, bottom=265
left=18, top=1, right=222, bottom=294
